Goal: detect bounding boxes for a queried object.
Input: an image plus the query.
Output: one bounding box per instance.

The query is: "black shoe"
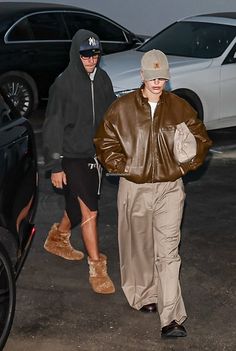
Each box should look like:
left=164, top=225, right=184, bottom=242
left=161, top=320, right=187, bottom=338
left=139, top=303, right=157, bottom=313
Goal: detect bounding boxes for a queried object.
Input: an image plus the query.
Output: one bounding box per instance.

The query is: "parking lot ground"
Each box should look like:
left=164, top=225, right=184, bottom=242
left=4, top=143, right=236, bottom=350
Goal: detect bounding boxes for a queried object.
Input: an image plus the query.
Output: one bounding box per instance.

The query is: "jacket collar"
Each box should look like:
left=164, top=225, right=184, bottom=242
left=137, top=87, right=167, bottom=106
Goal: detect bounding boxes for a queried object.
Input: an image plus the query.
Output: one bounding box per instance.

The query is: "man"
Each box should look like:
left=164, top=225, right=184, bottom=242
left=94, top=50, right=212, bottom=335
left=43, top=29, right=116, bottom=294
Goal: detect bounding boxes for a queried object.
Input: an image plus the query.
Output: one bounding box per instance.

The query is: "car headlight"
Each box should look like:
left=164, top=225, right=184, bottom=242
left=115, top=89, right=136, bottom=97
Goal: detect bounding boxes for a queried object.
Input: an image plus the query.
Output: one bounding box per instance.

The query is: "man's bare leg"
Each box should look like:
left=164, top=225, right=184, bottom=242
left=58, top=211, right=71, bottom=232
left=78, top=198, right=100, bottom=260
left=78, top=197, right=115, bottom=293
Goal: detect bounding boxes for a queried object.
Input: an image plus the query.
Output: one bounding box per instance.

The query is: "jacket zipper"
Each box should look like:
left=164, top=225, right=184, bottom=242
left=151, top=116, right=155, bottom=183
left=148, top=103, right=156, bottom=183
left=91, top=80, right=95, bottom=127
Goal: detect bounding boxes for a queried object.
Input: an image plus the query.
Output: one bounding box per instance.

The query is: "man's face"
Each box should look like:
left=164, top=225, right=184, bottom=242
left=80, top=54, right=99, bottom=73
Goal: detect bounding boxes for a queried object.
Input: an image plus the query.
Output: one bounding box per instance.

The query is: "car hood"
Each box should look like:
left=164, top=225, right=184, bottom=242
left=100, top=50, right=212, bottom=92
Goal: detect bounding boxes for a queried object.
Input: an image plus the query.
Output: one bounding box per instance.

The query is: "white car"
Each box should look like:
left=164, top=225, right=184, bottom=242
left=101, top=13, right=236, bottom=130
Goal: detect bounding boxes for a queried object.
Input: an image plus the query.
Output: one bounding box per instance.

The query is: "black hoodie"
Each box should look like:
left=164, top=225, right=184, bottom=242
left=43, top=29, right=116, bottom=172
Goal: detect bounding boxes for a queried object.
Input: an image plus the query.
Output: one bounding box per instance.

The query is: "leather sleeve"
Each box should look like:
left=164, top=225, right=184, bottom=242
left=184, top=104, right=213, bottom=171
left=94, top=111, right=127, bottom=175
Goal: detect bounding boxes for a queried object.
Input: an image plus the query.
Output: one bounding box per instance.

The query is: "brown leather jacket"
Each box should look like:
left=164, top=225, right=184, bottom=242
left=94, top=88, right=212, bottom=183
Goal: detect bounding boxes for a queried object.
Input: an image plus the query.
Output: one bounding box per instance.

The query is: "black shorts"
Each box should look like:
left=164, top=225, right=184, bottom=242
left=62, top=157, right=99, bottom=228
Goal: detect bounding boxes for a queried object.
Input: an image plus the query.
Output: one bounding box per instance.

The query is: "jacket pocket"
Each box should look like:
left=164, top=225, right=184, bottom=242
left=159, top=125, right=175, bottom=143
left=158, top=126, right=176, bottom=159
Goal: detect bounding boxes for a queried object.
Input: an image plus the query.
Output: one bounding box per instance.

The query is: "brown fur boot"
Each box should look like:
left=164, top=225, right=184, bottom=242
left=88, top=254, right=115, bottom=294
left=44, top=223, right=84, bottom=260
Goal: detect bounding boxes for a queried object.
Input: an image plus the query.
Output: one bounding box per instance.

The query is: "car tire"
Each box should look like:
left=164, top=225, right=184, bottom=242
left=172, top=89, right=204, bottom=121
left=0, top=71, right=38, bottom=118
left=0, top=242, right=16, bottom=350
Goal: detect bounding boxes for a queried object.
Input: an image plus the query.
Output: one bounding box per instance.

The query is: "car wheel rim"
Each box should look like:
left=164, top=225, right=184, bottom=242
left=2, top=79, right=31, bottom=116
left=0, top=248, right=15, bottom=348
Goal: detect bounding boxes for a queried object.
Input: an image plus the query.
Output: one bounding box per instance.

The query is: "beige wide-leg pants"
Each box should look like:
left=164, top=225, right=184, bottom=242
left=117, top=177, right=187, bottom=328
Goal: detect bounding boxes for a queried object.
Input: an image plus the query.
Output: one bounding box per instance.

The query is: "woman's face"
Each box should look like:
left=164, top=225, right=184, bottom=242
left=141, top=74, right=167, bottom=101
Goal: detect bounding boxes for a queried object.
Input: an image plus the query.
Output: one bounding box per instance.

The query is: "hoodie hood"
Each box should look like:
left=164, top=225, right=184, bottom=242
left=69, top=29, right=102, bottom=73
left=43, top=29, right=116, bottom=173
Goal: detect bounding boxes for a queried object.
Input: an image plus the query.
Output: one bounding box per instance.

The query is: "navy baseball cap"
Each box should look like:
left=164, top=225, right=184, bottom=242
left=80, top=36, right=101, bottom=57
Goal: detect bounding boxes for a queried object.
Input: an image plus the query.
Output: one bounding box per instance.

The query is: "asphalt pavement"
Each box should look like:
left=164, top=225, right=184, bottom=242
left=3, top=111, right=236, bottom=351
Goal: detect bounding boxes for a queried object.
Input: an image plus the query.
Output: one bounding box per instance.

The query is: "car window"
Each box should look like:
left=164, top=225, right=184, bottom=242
left=8, top=12, right=68, bottom=41
left=63, top=12, right=126, bottom=41
left=223, top=43, right=236, bottom=64
left=138, top=21, right=236, bottom=59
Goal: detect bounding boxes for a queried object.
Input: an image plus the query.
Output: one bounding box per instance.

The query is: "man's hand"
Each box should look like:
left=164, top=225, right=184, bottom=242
left=51, top=171, right=67, bottom=189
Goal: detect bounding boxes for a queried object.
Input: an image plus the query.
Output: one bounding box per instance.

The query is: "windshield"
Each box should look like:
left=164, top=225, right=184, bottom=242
left=138, top=21, right=236, bottom=58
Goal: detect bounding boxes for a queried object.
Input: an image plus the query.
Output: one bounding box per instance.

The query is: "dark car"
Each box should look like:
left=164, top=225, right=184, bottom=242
left=0, top=92, right=38, bottom=349
left=0, top=2, right=148, bottom=118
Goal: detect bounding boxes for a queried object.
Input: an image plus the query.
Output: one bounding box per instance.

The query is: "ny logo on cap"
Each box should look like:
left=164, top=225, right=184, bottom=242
left=88, top=37, right=97, bottom=46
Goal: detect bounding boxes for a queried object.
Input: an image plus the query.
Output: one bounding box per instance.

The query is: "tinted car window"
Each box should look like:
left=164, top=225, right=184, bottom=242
left=64, top=12, right=125, bottom=41
left=223, top=43, right=236, bottom=64
left=138, top=21, right=236, bottom=58
left=8, top=12, right=67, bottom=41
